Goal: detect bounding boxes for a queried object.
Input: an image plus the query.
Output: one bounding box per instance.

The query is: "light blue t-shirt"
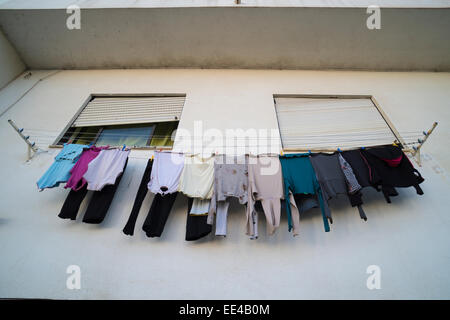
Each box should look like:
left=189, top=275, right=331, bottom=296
left=37, top=144, right=87, bottom=190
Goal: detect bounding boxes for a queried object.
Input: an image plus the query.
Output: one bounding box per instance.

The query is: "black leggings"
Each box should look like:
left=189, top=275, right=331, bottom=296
left=185, top=198, right=212, bottom=241
left=142, top=192, right=178, bottom=237
left=123, top=159, right=153, bottom=235
left=58, top=159, right=128, bottom=224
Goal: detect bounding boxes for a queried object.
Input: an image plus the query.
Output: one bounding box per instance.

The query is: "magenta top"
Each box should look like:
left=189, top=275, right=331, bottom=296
left=65, top=146, right=109, bottom=191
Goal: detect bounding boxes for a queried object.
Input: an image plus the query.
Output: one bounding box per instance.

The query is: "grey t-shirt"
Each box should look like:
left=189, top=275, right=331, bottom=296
left=213, top=154, right=248, bottom=204
left=310, top=152, right=367, bottom=222
left=207, top=155, right=248, bottom=225
left=310, top=153, right=348, bottom=201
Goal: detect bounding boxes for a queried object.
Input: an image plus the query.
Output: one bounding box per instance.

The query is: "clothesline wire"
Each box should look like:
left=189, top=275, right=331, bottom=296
left=23, top=127, right=427, bottom=134
left=25, top=128, right=427, bottom=136
left=28, top=135, right=424, bottom=144
left=29, top=138, right=422, bottom=147
left=30, top=142, right=422, bottom=150
left=28, top=132, right=423, bottom=141
left=23, top=127, right=426, bottom=136
left=24, top=132, right=426, bottom=140
left=21, top=127, right=425, bottom=152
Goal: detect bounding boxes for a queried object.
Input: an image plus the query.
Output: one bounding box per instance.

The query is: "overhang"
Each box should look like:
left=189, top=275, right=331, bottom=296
left=0, top=1, right=449, bottom=70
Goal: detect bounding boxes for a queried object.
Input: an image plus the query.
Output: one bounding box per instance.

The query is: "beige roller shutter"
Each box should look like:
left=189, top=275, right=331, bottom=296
left=72, top=96, right=185, bottom=127
left=274, top=97, right=398, bottom=150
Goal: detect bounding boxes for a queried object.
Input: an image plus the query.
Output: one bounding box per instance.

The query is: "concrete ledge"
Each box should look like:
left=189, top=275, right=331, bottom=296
left=0, top=6, right=449, bottom=71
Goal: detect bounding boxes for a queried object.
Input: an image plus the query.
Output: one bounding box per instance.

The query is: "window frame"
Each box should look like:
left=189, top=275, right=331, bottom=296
left=51, top=93, right=186, bottom=150
left=273, top=94, right=406, bottom=152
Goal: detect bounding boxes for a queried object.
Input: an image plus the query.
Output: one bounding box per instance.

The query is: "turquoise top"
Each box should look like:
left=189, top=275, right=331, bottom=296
left=37, top=144, right=88, bottom=190
left=279, top=153, right=330, bottom=232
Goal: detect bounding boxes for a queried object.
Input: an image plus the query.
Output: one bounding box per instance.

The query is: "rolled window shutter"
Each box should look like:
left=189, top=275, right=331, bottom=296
left=72, top=96, right=185, bottom=127
left=274, top=97, right=397, bottom=150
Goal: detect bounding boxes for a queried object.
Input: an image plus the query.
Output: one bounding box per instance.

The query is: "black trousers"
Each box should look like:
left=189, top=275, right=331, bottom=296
left=185, top=198, right=212, bottom=241
left=58, top=185, right=89, bottom=220
left=58, top=159, right=128, bottom=224
left=123, top=159, right=153, bottom=235
left=142, top=192, right=178, bottom=237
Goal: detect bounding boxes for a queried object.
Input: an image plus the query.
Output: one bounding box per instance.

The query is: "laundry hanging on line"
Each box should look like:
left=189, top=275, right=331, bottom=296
left=208, top=154, right=249, bottom=237
left=246, top=156, right=284, bottom=240
left=37, top=143, right=87, bottom=190
left=36, top=144, right=425, bottom=241
left=55, top=145, right=130, bottom=223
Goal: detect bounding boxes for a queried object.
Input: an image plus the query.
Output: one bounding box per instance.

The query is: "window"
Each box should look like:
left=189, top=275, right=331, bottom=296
left=55, top=95, right=185, bottom=148
left=274, top=95, right=404, bottom=151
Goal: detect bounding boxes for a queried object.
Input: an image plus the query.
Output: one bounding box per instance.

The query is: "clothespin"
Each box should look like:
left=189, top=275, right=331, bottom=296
left=337, top=148, right=342, bottom=153
left=392, top=141, right=398, bottom=147
left=122, top=144, right=126, bottom=151
left=280, top=149, right=284, bottom=156
left=308, top=150, right=312, bottom=155
left=361, top=146, right=365, bottom=150
left=151, top=154, right=154, bottom=160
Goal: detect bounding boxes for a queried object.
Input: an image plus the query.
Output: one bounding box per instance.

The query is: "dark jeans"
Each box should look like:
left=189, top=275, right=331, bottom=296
left=58, top=159, right=128, bottom=224
left=142, top=192, right=178, bottom=237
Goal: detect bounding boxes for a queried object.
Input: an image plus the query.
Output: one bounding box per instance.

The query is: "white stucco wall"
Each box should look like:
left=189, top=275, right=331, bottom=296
left=0, top=28, right=25, bottom=90
left=0, top=69, right=449, bottom=299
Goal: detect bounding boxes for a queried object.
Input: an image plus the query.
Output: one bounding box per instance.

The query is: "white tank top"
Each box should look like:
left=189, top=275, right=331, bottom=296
left=84, top=149, right=130, bottom=191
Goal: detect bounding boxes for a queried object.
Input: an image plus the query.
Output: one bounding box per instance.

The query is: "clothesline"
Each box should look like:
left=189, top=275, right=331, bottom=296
left=37, top=143, right=426, bottom=241
left=28, top=140, right=421, bottom=156
left=28, top=134, right=424, bottom=145
left=29, top=140, right=421, bottom=154
left=24, top=129, right=427, bottom=139
left=19, top=126, right=426, bottom=160
left=23, top=127, right=428, bottom=134
left=25, top=134, right=428, bottom=143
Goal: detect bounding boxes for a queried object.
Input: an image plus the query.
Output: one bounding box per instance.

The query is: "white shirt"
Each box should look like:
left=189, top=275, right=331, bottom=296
left=84, top=149, right=130, bottom=191
left=148, top=152, right=185, bottom=195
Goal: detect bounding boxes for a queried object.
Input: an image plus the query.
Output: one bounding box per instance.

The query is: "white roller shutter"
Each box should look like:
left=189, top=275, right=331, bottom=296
left=274, top=97, right=398, bottom=150
left=72, top=96, right=185, bottom=127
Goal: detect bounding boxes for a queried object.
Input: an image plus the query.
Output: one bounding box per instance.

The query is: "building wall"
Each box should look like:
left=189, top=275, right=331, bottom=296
left=0, top=28, right=25, bottom=90
left=0, top=69, right=449, bottom=299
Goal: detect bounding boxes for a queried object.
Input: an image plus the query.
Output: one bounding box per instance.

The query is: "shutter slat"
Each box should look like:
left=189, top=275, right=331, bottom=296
left=274, top=97, right=396, bottom=150
left=73, top=96, right=185, bottom=127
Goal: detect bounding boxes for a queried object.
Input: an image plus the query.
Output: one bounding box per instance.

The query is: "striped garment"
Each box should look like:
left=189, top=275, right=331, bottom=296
left=338, top=154, right=362, bottom=194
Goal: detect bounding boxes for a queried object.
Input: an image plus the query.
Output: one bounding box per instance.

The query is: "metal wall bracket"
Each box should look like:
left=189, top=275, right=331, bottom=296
left=410, top=122, right=438, bottom=166
left=8, top=119, right=40, bottom=161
